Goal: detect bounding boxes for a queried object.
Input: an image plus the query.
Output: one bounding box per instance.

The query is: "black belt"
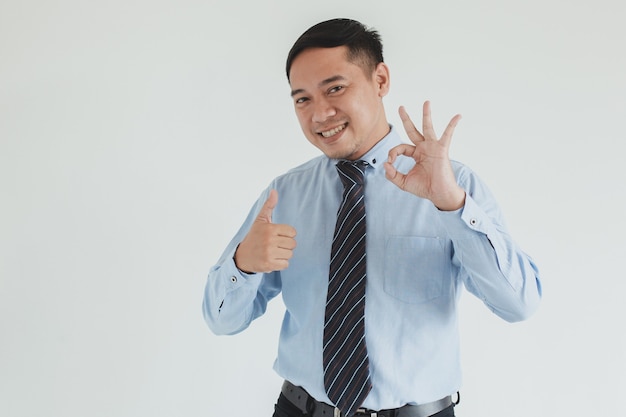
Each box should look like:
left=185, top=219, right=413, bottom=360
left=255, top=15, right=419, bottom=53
left=281, top=381, right=454, bottom=417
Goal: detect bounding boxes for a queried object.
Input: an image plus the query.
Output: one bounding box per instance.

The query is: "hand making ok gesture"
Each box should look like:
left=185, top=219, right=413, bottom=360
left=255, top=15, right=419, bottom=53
left=384, top=101, right=466, bottom=211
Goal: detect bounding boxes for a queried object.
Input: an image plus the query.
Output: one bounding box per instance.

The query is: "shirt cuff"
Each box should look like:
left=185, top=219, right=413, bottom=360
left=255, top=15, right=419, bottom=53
left=222, top=248, right=263, bottom=290
left=437, top=194, right=491, bottom=238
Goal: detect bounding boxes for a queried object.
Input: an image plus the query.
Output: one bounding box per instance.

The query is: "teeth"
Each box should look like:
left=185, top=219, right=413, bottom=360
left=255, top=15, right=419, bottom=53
left=321, top=124, right=345, bottom=138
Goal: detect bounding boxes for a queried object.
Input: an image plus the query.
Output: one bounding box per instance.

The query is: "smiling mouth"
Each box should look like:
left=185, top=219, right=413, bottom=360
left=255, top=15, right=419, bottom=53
left=319, top=123, right=347, bottom=138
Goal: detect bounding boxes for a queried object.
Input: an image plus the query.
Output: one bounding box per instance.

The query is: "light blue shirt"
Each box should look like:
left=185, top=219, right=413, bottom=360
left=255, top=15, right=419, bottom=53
left=203, top=127, right=541, bottom=410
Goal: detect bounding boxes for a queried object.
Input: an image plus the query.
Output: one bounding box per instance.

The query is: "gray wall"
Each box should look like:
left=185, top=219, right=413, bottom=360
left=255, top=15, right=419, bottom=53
left=1, top=1, right=624, bottom=416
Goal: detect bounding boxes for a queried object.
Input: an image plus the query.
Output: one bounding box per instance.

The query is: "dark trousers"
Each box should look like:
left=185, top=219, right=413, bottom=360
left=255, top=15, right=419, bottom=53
left=272, top=393, right=456, bottom=417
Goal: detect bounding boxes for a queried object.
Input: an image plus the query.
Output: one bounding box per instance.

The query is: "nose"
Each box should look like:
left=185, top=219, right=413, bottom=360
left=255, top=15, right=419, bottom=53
left=312, top=97, right=336, bottom=123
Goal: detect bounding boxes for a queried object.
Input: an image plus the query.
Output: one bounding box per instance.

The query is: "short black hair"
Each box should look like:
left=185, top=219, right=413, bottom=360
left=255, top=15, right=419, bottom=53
left=286, top=18, right=384, bottom=81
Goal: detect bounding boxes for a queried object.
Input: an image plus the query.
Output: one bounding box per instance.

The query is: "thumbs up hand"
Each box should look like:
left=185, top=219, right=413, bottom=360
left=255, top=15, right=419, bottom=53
left=234, top=190, right=297, bottom=273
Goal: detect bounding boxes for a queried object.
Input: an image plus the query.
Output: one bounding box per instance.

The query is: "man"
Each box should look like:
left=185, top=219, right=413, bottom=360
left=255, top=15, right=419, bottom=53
left=203, top=18, right=541, bottom=417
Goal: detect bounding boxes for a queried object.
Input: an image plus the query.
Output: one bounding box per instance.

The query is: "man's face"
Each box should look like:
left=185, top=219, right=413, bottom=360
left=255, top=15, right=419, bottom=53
left=289, top=46, right=390, bottom=160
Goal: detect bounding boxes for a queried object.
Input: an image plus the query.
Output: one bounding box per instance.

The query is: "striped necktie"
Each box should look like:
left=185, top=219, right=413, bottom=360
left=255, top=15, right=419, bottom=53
left=323, top=160, right=371, bottom=417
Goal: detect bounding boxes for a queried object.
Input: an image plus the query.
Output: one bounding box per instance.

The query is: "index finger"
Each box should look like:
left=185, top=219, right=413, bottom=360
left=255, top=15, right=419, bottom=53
left=274, top=224, right=297, bottom=239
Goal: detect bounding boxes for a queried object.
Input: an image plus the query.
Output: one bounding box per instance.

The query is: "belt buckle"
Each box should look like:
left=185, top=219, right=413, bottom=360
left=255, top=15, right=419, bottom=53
left=355, top=409, right=377, bottom=417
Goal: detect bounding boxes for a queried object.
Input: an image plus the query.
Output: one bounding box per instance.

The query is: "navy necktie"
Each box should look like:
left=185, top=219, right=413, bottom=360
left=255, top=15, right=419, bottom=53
left=323, top=160, right=371, bottom=417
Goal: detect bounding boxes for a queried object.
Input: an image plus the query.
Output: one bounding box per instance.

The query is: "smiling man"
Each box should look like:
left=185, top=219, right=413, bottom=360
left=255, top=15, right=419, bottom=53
left=203, top=18, right=541, bottom=417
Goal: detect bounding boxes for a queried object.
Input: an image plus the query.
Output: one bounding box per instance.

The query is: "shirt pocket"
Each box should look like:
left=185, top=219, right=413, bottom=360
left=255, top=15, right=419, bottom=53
left=383, top=236, right=450, bottom=304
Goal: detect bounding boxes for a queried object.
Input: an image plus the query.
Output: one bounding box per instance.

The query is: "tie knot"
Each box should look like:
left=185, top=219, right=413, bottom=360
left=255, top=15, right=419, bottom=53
left=336, top=160, right=367, bottom=187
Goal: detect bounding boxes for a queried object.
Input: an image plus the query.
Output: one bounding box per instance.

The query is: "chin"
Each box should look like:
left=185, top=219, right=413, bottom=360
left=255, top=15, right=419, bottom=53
left=312, top=136, right=360, bottom=160
left=324, top=149, right=358, bottom=161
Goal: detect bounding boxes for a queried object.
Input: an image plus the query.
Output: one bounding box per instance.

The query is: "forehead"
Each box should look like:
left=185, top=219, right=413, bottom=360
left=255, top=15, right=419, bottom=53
left=288, top=46, right=367, bottom=90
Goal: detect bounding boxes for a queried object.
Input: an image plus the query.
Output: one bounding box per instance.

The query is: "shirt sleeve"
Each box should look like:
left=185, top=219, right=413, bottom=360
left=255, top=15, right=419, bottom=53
left=438, top=166, right=542, bottom=322
left=202, top=188, right=282, bottom=335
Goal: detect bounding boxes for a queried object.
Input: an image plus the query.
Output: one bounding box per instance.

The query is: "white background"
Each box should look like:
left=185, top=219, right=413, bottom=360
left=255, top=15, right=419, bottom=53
left=1, top=1, right=625, bottom=416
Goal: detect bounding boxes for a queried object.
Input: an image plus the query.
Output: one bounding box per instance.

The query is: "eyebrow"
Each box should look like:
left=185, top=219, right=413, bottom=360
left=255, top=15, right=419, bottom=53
left=290, top=75, right=347, bottom=97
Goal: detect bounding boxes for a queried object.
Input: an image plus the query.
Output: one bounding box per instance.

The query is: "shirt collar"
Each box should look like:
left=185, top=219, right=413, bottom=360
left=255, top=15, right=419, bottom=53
left=333, top=125, right=402, bottom=171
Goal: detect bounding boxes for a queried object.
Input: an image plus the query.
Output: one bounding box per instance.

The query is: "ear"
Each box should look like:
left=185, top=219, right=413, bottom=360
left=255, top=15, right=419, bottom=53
left=374, top=62, right=391, bottom=97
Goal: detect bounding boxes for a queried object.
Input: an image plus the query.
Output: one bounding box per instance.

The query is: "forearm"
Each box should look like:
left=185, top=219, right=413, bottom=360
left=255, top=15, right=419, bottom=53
left=203, top=189, right=281, bottom=335
left=440, top=195, right=542, bottom=322
left=202, top=247, right=266, bottom=335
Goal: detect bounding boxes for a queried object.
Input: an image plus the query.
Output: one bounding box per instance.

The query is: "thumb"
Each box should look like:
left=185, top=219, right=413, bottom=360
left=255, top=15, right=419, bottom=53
left=256, top=189, right=278, bottom=223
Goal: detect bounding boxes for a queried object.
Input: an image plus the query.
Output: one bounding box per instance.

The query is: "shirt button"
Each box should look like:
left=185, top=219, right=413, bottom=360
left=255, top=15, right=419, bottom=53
left=469, top=218, right=478, bottom=226
left=230, top=276, right=237, bottom=283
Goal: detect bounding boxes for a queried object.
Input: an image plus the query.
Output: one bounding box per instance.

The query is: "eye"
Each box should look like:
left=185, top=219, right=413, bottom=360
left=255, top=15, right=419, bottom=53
left=295, top=96, right=309, bottom=104
left=328, top=85, right=344, bottom=94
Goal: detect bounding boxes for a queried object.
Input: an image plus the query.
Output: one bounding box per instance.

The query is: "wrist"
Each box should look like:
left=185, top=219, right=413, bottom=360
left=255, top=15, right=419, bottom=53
left=434, top=189, right=466, bottom=211
left=233, top=244, right=255, bottom=274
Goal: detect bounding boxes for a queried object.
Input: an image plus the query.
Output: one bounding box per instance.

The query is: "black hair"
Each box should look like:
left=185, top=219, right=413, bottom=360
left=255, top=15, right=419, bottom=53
left=286, top=18, right=384, bottom=81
